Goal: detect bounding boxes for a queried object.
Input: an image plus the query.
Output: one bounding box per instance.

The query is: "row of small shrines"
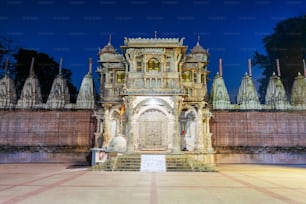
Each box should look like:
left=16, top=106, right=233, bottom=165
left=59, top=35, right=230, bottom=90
left=210, top=59, right=306, bottom=110
left=1, top=57, right=306, bottom=110
left=0, top=57, right=95, bottom=109
left=210, top=71, right=306, bottom=110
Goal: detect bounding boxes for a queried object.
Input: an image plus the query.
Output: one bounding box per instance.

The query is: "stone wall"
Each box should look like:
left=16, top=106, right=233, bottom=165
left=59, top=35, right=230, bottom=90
left=1, top=109, right=306, bottom=164
left=0, top=110, right=95, bottom=163
left=211, top=111, right=306, bottom=163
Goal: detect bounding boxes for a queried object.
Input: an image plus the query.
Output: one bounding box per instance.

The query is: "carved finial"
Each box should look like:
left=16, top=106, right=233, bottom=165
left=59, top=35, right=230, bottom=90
left=303, top=59, right=306, bottom=77
left=30, top=57, right=35, bottom=76
left=88, top=58, right=92, bottom=74
left=219, top=58, right=223, bottom=77
left=298, top=72, right=301, bottom=76
left=272, top=72, right=276, bottom=76
left=197, top=35, right=200, bottom=45
left=108, top=34, right=112, bottom=45
left=154, top=31, right=157, bottom=39
left=248, top=59, right=252, bottom=77
left=276, top=59, right=281, bottom=77
left=4, top=57, right=9, bottom=76
left=59, top=57, right=63, bottom=76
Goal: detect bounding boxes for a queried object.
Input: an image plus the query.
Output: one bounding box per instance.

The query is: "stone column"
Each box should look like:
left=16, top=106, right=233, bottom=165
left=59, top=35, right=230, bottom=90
left=126, top=96, right=134, bottom=153
left=94, top=114, right=104, bottom=148
left=172, top=96, right=182, bottom=153
left=195, top=104, right=205, bottom=151
left=203, top=108, right=214, bottom=153
left=102, top=106, right=111, bottom=148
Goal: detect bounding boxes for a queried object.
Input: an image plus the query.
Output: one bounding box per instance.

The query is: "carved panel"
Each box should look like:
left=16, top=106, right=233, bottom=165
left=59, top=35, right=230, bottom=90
left=138, top=109, right=168, bottom=150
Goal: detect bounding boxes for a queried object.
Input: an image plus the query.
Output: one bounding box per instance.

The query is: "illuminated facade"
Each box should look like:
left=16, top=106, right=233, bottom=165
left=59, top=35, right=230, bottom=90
left=94, top=37, right=214, bottom=163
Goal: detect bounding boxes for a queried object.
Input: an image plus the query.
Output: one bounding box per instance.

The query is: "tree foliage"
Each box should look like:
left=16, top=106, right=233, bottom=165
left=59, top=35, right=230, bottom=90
left=0, top=38, right=17, bottom=73
left=253, top=15, right=306, bottom=102
left=12, top=49, right=78, bottom=103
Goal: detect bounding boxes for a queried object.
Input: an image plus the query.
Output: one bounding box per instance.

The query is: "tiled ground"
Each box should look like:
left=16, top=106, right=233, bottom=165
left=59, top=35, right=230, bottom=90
left=0, top=163, right=305, bottom=204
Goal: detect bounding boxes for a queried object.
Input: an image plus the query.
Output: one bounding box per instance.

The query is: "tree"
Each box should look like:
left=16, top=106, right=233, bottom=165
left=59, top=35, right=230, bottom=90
left=12, top=48, right=78, bottom=103
left=0, top=37, right=17, bottom=75
left=253, top=15, right=306, bottom=102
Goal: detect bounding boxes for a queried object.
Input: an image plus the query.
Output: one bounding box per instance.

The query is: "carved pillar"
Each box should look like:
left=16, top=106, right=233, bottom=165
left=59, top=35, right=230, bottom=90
left=203, top=107, right=214, bottom=153
left=94, top=113, right=104, bottom=148
left=172, top=96, right=182, bottom=153
left=126, top=96, right=134, bottom=153
left=195, top=103, right=205, bottom=151
left=102, top=105, right=111, bottom=147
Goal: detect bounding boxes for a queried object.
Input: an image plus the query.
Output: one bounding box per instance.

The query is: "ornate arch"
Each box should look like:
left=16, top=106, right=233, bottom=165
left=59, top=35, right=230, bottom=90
left=134, top=98, right=174, bottom=119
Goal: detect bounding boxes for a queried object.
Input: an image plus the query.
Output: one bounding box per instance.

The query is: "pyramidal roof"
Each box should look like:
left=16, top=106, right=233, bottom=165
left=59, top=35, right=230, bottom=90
left=99, top=35, right=116, bottom=54
left=99, top=42, right=116, bottom=54
left=191, top=36, right=208, bottom=54
left=191, top=41, right=208, bottom=54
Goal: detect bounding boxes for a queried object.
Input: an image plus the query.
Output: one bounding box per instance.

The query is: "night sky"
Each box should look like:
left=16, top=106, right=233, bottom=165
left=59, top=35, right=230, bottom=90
left=1, top=0, right=305, bottom=100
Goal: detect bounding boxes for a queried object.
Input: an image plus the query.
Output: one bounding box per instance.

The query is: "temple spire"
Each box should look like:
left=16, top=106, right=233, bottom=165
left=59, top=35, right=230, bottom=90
left=59, top=57, right=63, bottom=76
left=197, top=35, right=201, bottom=45
left=154, top=31, right=157, bottom=39
left=248, top=59, right=252, bottom=77
left=108, top=34, right=112, bottom=45
left=88, top=58, right=92, bottom=74
left=276, top=59, right=281, bottom=77
left=219, top=58, right=223, bottom=77
left=30, top=57, right=35, bottom=76
left=303, top=59, right=306, bottom=78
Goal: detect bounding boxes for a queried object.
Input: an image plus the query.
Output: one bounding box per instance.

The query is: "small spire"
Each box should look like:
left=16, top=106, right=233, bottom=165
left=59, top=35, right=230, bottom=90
left=59, top=57, right=63, bottom=76
left=276, top=59, right=281, bottom=77
left=218, top=58, right=223, bottom=77
left=248, top=58, right=252, bottom=77
left=303, top=59, right=306, bottom=78
left=197, top=35, right=200, bottom=45
left=108, top=34, right=112, bottom=45
left=30, top=57, right=35, bottom=76
left=154, top=31, right=157, bottom=39
left=4, top=57, right=9, bottom=76
left=88, top=58, right=92, bottom=74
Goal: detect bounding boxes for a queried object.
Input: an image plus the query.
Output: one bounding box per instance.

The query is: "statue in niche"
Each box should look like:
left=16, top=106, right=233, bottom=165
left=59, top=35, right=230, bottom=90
left=185, top=111, right=196, bottom=151
left=54, top=83, right=61, bottom=98
left=185, top=112, right=195, bottom=137
left=94, top=118, right=104, bottom=148
left=147, top=58, right=160, bottom=72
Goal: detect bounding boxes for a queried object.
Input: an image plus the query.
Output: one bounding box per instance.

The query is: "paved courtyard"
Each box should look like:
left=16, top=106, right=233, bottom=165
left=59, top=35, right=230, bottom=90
left=0, top=163, right=305, bottom=204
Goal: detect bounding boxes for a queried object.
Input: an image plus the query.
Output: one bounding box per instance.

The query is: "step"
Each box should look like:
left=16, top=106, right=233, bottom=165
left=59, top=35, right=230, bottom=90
left=92, top=154, right=215, bottom=172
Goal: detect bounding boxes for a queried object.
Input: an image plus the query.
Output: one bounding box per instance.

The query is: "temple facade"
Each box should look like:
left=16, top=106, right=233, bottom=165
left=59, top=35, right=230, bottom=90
left=94, top=37, right=214, bottom=161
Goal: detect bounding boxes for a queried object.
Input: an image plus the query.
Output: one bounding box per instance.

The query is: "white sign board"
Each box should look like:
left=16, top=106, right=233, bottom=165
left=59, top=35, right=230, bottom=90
left=140, top=155, right=166, bottom=172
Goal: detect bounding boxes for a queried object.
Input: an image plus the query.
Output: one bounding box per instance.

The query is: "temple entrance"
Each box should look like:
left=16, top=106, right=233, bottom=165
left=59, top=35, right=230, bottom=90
left=138, top=109, right=168, bottom=151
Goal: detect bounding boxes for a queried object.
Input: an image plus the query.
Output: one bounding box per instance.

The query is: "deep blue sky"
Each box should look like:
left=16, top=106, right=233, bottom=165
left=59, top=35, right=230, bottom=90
left=1, top=0, right=305, bottom=100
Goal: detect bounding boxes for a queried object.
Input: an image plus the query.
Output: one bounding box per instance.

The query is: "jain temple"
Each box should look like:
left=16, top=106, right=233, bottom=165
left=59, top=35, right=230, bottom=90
left=0, top=36, right=305, bottom=170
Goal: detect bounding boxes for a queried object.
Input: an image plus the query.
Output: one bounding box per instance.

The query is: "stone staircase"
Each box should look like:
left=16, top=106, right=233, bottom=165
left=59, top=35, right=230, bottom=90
left=91, top=154, right=140, bottom=171
left=91, top=154, right=216, bottom=172
left=166, top=155, right=193, bottom=172
left=114, top=155, right=141, bottom=171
